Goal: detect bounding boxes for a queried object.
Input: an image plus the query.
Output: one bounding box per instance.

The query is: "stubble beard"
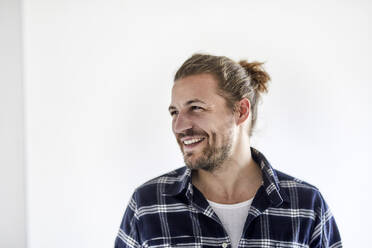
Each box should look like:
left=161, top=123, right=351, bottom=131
left=182, top=131, right=233, bottom=173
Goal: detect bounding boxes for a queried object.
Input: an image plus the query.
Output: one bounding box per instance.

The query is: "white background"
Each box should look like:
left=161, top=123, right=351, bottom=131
left=0, top=0, right=26, bottom=247
left=1, top=0, right=371, bottom=247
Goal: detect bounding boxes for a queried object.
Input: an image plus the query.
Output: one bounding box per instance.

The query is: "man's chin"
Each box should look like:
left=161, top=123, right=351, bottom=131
left=184, top=155, right=201, bottom=169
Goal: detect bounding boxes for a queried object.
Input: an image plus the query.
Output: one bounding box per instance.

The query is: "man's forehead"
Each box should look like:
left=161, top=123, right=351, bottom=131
left=170, top=74, right=219, bottom=104
left=171, top=84, right=208, bottom=101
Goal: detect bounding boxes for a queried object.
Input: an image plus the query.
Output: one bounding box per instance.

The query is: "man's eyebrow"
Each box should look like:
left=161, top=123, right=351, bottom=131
left=168, top=99, right=207, bottom=112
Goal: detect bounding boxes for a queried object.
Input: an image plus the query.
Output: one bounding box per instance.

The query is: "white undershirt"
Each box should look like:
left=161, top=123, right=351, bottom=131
left=207, top=198, right=253, bottom=248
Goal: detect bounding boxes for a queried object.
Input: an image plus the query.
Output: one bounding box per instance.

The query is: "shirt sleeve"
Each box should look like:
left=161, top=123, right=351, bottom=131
left=309, top=192, right=342, bottom=248
left=114, top=191, right=141, bottom=248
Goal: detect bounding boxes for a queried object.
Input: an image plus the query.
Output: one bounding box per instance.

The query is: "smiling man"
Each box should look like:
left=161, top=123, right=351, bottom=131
left=115, top=54, right=342, bottom=248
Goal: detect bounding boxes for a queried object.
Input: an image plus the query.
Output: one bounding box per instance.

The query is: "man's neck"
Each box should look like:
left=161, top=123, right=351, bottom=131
left=191, top=147, right=263, bottom=204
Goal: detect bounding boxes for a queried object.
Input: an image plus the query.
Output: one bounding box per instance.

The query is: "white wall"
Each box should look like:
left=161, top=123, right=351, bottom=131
left=21, top=0, right=372, bottom=247
left=0, top=0, right=26, bottom=247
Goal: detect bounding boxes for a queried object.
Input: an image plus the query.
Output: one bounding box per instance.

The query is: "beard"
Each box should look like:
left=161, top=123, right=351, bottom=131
left=180, top=130, right=234, bottom=172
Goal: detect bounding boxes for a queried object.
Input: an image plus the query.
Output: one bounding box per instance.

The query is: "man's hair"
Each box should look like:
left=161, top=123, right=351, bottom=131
left=174, top=53, right=271, bottom=137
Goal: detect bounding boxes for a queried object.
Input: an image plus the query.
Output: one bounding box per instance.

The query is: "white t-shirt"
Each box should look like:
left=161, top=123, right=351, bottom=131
left=207, top=198, right=253, bottom=248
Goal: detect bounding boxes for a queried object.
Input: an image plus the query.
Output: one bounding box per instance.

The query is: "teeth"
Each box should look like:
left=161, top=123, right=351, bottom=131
left=183, top=138, right=204, bottom=145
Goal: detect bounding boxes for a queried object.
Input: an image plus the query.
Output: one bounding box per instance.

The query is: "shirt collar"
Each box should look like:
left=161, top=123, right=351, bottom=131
left=162, top=147, right=289, bottom=206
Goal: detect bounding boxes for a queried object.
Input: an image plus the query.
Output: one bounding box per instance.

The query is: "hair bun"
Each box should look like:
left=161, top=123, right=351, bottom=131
left=238, top=60, right=271, bottom=93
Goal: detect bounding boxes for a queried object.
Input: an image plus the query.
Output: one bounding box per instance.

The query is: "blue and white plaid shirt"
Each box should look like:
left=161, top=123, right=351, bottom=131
left=115, top=147, right=342, bottom=248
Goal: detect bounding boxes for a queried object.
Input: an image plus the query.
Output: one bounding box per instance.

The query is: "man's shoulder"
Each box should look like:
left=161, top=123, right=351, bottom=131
left=275, top=169, right=320, bottom=191
left=275, top=169, right=327, bottom=209
left=131, top=166, right=188, bottom=204
left=138, top=166, right=187, bottom=189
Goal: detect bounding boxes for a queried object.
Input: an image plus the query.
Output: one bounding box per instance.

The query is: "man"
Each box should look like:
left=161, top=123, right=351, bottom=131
left=115, top=54, right=342, bottom=248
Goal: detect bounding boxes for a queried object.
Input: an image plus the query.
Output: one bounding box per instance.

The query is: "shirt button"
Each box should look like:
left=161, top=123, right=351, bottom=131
left=222, top=243, right=228, bottom=248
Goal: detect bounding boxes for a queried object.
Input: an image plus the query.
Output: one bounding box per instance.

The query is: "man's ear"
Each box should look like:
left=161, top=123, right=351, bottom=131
left=235, top=98, right=250, bottom=125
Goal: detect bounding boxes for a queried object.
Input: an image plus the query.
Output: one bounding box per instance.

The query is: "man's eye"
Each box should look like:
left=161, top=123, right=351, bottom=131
left=170, top=111, right=178, bottom=116
left=191, top=106, right=203, bottom=111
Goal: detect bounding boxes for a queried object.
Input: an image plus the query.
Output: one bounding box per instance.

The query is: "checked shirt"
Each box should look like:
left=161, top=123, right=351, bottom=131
left=115, top=147, right=342, bottom=248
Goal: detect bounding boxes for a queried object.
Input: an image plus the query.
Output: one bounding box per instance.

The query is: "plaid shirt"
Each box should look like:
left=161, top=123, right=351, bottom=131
left=115, top=147, right=342, bottom=248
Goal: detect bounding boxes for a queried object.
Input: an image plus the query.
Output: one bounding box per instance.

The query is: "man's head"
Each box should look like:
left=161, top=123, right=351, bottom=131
left=169, top=54, right=270, bottom=172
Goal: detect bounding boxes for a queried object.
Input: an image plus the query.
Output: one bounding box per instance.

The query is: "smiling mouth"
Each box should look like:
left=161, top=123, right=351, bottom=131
left=182, top=137, right=206, bottom=150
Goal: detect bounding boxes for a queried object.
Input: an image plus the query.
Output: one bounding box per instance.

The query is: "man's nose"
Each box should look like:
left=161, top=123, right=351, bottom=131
left=173, top=113, right=192, bottom=134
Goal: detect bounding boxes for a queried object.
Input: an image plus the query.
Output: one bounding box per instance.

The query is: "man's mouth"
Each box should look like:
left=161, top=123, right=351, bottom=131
left=182, top=137, right=206, bottom=150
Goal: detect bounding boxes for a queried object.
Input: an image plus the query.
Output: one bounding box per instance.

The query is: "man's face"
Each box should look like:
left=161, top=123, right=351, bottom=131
left=169, top=73, right=236, bottom=172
